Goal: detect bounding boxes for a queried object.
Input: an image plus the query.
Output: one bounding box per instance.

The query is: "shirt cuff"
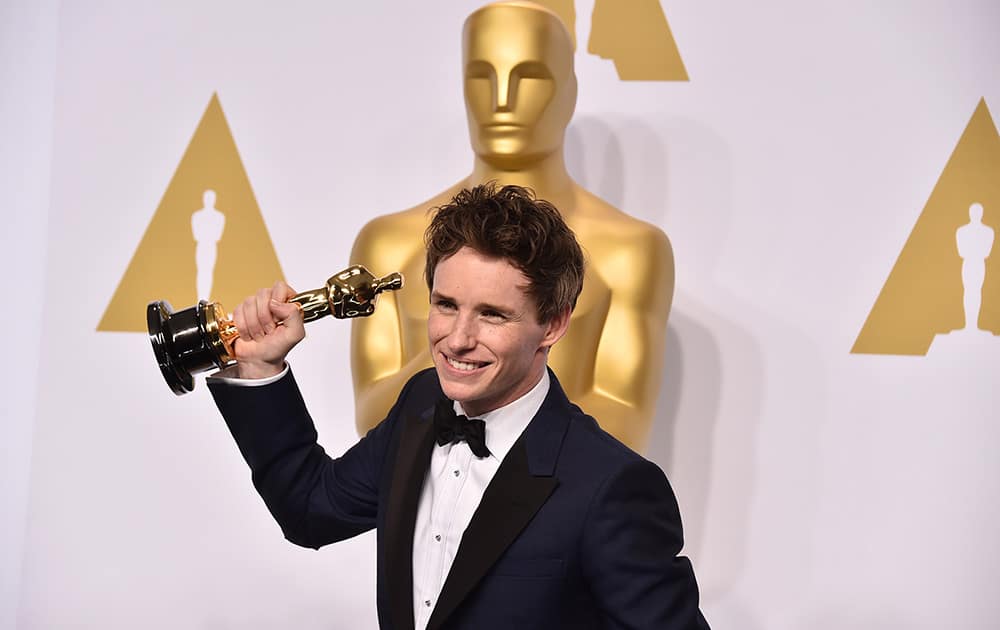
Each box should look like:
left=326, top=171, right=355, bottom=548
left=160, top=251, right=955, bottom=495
left=207, top=362, right=290, bottom=387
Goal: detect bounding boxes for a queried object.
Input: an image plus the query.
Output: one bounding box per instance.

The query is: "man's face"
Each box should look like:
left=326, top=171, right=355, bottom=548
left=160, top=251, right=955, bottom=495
left=428, top=246, right=568, bottom=417
left=462, top=5, right=577, bottom=166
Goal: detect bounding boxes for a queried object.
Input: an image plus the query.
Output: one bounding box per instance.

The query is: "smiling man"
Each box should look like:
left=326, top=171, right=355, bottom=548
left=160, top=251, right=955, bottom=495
left=208, top=183, right=709, bottom=630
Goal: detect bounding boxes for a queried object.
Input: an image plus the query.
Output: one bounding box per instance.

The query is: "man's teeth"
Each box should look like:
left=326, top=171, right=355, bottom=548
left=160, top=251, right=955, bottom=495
left=447, top=357, right=481, bottom=371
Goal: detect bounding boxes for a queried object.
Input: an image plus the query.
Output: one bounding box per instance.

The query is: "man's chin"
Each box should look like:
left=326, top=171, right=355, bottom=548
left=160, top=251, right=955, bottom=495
left=436, top=373, right=484, bottom=407
left=438, top=377, right=474, bottom=401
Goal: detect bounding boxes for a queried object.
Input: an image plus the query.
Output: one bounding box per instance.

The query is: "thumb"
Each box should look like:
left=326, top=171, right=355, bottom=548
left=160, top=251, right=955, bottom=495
left=270, top=299, right=304, bottom=330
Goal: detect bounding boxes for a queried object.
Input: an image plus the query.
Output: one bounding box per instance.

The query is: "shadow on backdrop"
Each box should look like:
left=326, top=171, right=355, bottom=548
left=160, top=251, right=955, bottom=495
left=568, top=112, right=828, bottom=624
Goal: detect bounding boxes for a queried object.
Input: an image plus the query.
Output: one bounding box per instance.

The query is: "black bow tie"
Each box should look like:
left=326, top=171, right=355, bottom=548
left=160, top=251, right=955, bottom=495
left=433, top=398, right=491, bottom=458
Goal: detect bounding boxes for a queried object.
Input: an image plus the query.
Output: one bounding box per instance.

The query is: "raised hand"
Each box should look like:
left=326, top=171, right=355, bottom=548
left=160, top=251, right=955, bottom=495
left=232, top=280, right=306, bottom=379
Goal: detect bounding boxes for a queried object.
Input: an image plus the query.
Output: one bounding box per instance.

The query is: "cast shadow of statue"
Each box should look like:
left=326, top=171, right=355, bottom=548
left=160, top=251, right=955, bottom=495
left=566, top=116, right=742, bottom=570
left=567, top=114, right=826, bottom=619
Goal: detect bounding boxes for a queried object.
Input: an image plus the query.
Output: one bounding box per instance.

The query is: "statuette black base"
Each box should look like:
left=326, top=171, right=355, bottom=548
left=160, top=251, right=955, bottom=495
left=147, top=300, right=229, bottom=395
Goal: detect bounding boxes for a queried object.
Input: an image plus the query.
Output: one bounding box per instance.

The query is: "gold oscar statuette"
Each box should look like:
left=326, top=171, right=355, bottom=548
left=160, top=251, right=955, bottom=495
left=147, top=265, right=403, bottom=395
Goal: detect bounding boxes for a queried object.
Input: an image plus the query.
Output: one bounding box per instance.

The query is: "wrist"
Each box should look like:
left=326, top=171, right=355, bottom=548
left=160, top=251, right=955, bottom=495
left=236, top=359, right=285, bottom=380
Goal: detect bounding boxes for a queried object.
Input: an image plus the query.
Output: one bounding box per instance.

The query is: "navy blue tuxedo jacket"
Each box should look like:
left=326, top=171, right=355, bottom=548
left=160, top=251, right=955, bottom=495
left=209, top=367, right=709, bottom=630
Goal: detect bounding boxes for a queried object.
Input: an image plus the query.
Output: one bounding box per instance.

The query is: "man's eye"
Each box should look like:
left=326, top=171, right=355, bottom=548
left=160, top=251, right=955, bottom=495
left=436, top=300, right=456, bottom=310
left=482, top=311, right=506, bottom=320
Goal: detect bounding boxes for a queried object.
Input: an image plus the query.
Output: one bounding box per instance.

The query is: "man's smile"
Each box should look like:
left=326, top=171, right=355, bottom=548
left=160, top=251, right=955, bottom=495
left=443, top=354, right=490, bottom=373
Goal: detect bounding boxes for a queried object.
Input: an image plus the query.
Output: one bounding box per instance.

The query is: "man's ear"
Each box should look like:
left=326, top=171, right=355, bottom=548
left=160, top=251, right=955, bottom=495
left=540, top=307, right=572, bottom=349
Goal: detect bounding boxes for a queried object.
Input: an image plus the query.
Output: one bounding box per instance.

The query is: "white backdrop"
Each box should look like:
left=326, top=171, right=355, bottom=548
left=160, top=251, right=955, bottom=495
left=4, top=1, right=1000, bottom=628
left=1, top=2, right=56, bottom=629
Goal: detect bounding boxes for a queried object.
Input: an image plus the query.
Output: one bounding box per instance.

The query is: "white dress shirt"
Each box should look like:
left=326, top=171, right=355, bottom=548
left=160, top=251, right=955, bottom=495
left=210, top=365, right=550, bottom=630
left=411, top=370, right=549, bottom=630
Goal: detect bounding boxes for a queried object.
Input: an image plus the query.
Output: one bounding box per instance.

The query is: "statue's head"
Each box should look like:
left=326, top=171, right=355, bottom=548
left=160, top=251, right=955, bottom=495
left=203, top=189, right=216, bottom=208
left=970, top=202, right=984, bottom=222
left=462, top=2, right=577, bottom=168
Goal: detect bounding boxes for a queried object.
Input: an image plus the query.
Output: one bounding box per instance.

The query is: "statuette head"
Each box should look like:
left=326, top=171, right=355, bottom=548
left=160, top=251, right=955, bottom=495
left=462, top=2, right=577, bottom=168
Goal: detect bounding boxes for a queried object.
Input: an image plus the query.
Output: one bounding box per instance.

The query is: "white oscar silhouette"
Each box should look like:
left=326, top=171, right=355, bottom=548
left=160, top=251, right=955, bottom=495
left=190, top=189, right=226, bottom=300
left=956, top=202, right=994, bottom=331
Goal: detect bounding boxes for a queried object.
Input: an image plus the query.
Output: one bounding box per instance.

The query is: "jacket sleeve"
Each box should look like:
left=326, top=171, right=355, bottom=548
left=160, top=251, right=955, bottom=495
left=208, top=368, right=413, bottom=549
left=580, top=458, right=710, bottom=629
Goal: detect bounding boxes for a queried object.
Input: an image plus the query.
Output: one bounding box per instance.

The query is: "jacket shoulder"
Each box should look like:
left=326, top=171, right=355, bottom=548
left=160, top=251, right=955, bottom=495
left=554, top=406, right=667, bottom=493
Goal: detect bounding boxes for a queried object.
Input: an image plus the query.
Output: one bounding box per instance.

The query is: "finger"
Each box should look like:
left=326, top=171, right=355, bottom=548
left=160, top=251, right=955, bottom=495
left=269, top=280, right=304, bottom=338
left=243, top=292, right=267, bottom=340
left=256, top=287, right=277, bottom=334
left=270, top=299, right=302, bottom=325
left=272, top=303, right=305, bottom=345
left=232, top=300, right=247, bottom=341
left=235, top=297, right=260, bottom=341
left=271, top=280, right=298, bottom=303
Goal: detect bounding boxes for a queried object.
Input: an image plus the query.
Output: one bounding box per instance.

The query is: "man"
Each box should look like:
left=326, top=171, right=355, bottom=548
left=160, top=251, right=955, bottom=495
left=209, top=183, right=709, bottom=630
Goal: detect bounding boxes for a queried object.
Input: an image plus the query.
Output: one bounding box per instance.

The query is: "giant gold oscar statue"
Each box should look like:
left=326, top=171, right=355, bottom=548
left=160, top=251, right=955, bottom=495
left=350, top=1, right=673, bottom=451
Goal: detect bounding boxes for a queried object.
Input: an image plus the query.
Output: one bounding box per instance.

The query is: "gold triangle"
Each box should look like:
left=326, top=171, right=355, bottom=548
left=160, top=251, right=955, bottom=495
left=98, top=93, right=285, bottom=332
left=852, top=98, right=1000, bottom=355
left=587, top=0, right=688, bottom=81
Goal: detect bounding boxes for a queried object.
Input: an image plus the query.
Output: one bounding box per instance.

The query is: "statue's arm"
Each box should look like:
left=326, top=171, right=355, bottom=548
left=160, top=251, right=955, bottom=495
left=349, top=219, right=432, bottom=435
left=578, top=228, right=674, bottom=451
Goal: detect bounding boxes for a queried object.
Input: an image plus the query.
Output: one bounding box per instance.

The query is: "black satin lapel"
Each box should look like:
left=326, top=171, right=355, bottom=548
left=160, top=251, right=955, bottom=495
left=384, top=409, right=436, bottom=630
left=427, top=440, right=558, bottom=630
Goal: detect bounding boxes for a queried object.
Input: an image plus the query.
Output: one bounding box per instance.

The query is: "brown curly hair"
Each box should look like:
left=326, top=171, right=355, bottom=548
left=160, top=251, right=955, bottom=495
left=424, top=182, right=585, bottom=323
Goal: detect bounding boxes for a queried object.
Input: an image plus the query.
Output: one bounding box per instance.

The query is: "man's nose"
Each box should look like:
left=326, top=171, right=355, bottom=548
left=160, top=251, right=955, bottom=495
left=446, top=314, right=478, bottom=350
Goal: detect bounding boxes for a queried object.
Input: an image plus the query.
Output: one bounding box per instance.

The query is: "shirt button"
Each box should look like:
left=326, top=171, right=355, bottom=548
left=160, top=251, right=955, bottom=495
left=434, top=534, right=441, bottom=542
left=425, top=600, right=432, bottom=607
left=453, top=470, right=460, bottom=477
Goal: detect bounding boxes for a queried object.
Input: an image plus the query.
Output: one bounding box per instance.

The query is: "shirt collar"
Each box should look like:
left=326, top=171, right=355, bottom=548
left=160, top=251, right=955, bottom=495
left=454, top=369, right=550, bottom=463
